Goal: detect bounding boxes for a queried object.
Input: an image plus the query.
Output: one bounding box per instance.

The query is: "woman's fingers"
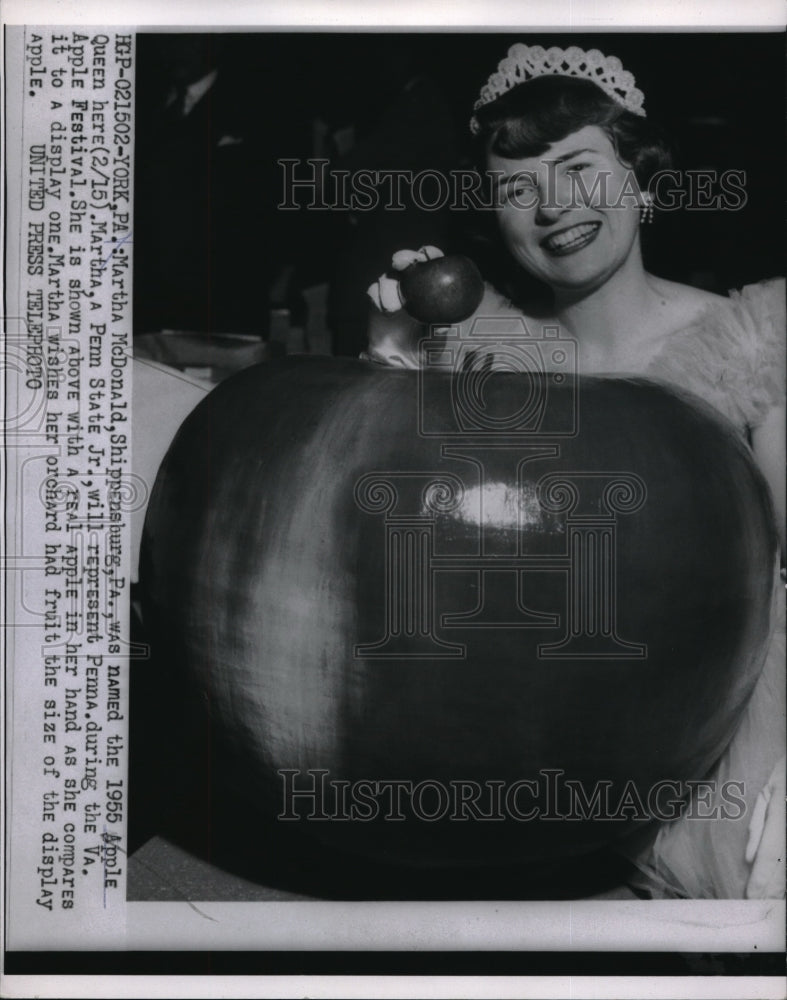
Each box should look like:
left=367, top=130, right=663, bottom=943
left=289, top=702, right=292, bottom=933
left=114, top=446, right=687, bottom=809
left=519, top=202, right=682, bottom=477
left=391, top=246, right=444, bottom=271
left=367, top=274, right=404, bottom=313
left=367, top=247, right=446, bottom=313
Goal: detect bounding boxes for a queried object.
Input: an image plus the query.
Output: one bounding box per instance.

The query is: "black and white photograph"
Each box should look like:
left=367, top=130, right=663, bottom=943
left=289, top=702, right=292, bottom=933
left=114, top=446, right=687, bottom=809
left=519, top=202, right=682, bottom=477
left=2, top=2, right=786, bottom=998
left=128, top=27, right=786, bottom=902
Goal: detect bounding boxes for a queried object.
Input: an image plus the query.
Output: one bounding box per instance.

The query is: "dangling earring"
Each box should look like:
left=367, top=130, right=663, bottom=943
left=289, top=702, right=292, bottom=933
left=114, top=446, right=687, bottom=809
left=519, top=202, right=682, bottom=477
left=640, top=195, right=654, bottom=224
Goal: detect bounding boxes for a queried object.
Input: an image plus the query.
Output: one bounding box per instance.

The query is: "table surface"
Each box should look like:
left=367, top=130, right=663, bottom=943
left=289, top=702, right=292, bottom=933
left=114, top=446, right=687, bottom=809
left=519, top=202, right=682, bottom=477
left=127, top=833, right=639, bottom=902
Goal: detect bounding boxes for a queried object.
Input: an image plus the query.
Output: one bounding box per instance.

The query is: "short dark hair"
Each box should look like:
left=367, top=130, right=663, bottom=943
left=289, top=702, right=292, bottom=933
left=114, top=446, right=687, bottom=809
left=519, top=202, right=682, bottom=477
left=473, top=76, right=673, bottom=189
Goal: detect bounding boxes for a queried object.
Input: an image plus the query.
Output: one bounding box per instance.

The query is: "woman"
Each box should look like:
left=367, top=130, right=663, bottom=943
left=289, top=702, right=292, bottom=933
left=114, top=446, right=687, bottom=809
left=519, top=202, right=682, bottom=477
left=365, top=43, right=785, bottom=899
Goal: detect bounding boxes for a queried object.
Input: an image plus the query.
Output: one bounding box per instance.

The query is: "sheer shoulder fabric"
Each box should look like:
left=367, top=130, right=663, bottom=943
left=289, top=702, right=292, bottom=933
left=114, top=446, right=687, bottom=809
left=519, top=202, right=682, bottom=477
left=646, top=278, right=786, bottom=434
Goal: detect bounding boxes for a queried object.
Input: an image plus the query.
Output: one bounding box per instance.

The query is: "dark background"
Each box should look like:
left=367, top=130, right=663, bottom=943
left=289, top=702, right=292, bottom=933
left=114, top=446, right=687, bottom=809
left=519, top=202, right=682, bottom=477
left=132, top=31, right=785, bottom=350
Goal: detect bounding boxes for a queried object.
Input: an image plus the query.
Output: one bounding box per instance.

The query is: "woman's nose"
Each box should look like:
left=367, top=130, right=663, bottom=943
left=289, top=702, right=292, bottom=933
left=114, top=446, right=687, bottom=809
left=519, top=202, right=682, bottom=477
left=534, top=199, right=565, bottom=225
left=534, top=174, right=573, bottom=224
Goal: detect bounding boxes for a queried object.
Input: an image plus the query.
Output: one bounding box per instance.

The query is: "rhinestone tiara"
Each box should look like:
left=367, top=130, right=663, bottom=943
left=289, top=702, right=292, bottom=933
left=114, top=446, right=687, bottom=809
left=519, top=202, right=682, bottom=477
left=470, top=43, right=646, bottom=135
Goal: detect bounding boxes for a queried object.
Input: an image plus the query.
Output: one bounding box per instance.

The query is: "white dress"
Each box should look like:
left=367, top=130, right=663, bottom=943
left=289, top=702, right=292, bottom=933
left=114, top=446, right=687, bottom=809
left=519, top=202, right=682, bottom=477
left=622, top=277, right=785, bottom=898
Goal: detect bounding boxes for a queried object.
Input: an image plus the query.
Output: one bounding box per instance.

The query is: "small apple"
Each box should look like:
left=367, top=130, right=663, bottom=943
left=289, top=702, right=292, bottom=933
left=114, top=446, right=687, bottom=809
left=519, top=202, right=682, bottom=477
left=399, top=254, right=485, bottom=324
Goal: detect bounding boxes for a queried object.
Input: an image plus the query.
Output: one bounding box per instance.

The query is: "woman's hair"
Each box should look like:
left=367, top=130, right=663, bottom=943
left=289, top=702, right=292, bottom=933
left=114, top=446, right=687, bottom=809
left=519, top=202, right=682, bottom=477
left=473, top=75, right=673, bottom=189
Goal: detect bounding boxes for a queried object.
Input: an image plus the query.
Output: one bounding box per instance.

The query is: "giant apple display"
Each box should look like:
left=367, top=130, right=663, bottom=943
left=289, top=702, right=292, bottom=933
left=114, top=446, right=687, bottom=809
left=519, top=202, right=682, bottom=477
left=140, top=357, right=777, bottom=868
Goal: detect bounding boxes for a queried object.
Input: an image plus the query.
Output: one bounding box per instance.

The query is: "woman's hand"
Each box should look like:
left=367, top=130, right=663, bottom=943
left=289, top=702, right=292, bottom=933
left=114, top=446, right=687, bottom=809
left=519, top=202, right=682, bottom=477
left=364, top=247, right=445, bottom=368
left=745, top=755, right=785, bottom=898
left=366, top=246, right=445, bottom=315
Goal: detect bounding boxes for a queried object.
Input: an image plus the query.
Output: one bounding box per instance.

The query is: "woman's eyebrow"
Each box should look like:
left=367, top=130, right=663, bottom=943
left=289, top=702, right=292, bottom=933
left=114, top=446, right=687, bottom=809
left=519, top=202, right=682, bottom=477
left=545, top=147, right=598, bottom=164
left=490, top=147, right=601, bottom=191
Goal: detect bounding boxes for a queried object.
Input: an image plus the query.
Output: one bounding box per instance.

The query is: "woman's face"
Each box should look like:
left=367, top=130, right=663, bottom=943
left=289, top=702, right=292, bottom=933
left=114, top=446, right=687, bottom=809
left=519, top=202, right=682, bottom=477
left=487, top=124, right=644, bottom=294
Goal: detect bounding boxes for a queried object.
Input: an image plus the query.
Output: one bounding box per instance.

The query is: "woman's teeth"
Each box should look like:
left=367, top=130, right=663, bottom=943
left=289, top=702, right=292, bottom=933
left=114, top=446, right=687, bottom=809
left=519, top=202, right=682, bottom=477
left=543, top=223, right=600, bottom=255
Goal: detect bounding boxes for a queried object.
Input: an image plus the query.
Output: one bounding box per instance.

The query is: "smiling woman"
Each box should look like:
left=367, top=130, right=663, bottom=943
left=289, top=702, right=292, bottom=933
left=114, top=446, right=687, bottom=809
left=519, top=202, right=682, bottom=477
left=366, top=41, right=786, bottom=899
left=489, top=124, right=646, bottom=292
